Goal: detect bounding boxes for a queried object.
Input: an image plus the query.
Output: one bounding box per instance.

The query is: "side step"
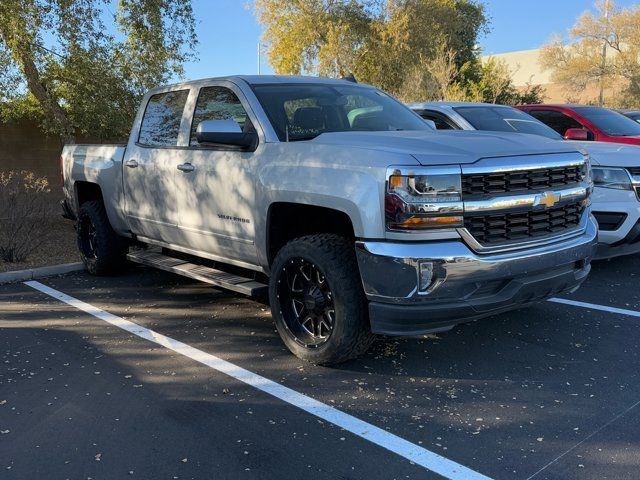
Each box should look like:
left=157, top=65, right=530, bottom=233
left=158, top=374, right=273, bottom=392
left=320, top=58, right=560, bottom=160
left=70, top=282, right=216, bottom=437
left=127, top=249, right=268, bottom=297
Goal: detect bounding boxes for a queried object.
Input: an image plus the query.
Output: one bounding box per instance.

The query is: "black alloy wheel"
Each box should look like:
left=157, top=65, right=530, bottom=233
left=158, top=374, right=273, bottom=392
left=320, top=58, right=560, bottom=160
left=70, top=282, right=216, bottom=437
left=277, top=258, right=335, bottom=347
left=269, top=234, right=374, bottom=365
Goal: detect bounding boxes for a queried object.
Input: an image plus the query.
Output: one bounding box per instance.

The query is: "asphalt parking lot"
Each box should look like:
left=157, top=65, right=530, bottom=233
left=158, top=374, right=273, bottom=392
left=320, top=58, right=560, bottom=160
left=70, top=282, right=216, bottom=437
left=1, top=254, right=639, bottom=480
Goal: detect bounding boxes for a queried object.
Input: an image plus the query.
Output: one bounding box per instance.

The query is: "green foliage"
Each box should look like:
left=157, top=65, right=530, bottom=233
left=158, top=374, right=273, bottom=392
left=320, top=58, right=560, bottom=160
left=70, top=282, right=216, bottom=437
left=255, top=0, right=373, bottom=77
left=255, top=0, right=488, bottom=98
left=449, top=57, right=546, bottom=105
left=254, top=0, right=541, bottom=105
left=0, top=0, right=197, bottom=141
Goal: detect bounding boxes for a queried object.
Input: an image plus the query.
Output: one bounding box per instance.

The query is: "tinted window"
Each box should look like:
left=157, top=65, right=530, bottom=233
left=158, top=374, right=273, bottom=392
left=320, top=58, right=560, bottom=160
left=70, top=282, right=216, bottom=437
left=418, top=111, right=458, bottom=130
left=573, top=106, right=640, bottom=136
left=190, top=86, right=250, bottom=145
left=138, top=90, right=189, bottom=147
left=454, top=106, right=562, bottom=140
left=252, top=84, right=430, bottom=141
left=624, top=112, right=640, bottom=123
left=527, top=110, right=584, bottom=137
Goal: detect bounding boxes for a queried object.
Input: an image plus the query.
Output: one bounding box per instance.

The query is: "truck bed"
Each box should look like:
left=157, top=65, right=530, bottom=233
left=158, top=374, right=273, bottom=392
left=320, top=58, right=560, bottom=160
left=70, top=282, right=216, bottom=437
left=61, top=143, right=128, bottom=230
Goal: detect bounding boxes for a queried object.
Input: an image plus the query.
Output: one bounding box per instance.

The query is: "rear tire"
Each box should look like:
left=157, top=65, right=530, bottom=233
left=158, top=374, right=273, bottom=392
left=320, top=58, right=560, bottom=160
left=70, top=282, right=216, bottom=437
left=77, top=200, right=128, bottom=275
left=269, top=234, right=374, bottom=365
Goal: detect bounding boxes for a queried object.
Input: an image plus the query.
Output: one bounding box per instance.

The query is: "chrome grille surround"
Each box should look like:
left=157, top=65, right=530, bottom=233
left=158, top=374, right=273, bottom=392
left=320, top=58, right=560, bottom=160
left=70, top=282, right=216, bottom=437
left=459, top=153, right=592, bottom=254
left=627, top=167, right=640, bottom=200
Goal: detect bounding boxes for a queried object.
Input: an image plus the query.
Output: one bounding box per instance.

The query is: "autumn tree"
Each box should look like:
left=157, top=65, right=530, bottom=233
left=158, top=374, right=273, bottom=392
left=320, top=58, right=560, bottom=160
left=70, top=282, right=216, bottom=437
left=0, top=0, right=197, bottom=142
left=447, top=57, right=546, bottom=105
left=540, top=0, right=640, bottom=107
left=396, top=44, right=457, bottom=102
left=254, top=0, right=487, bottom=99
left=254, top=0, right=373, bottom=78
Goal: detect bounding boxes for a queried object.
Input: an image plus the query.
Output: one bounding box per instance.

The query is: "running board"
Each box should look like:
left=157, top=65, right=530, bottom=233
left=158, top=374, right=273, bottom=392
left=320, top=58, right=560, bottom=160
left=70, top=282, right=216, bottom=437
left=127, top=250, right=268, bottom=297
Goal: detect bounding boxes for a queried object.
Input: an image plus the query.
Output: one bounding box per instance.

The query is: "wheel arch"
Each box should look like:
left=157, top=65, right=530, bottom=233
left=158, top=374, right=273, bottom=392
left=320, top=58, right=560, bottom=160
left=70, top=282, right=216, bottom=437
left=265, top=202, right=358, bottom=267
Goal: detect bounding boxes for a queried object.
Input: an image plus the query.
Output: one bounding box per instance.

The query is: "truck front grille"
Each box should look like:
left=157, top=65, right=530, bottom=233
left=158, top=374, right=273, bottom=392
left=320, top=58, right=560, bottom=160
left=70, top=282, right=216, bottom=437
left=464, top=202, right=584, bottom=246
left=627, top=167, right=640, bottom=176
left=462, top=164, right=586, bottom=195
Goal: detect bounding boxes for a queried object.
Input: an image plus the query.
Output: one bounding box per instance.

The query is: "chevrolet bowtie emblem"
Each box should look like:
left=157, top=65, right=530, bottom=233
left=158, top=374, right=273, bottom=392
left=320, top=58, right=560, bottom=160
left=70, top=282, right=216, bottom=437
left=537, top=191, right=561, bottom=208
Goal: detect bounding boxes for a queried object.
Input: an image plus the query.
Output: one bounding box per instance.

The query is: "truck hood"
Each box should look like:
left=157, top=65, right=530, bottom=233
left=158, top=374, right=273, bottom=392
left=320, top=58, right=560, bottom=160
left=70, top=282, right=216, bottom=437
left=570, top=140, right=640, bottom=167
left=310, top=130, right=582, bottom=165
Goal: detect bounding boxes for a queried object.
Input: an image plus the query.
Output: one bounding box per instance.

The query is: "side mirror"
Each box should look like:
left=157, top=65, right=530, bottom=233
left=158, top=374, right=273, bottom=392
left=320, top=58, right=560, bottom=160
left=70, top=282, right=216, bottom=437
left=196, top=119, right=257, bottom=150
left=423, top=119, right=437, bottom=130
left=564, top=128, right=589, bottom=141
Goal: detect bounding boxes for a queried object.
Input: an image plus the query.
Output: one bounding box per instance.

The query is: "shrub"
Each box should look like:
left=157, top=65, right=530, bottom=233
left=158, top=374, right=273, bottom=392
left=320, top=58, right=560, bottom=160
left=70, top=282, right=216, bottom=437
left=0, top=170, right=54, bottom=263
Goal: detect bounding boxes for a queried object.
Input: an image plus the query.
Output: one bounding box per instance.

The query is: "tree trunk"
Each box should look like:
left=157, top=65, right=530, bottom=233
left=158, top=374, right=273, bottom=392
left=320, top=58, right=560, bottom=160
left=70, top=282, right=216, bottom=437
left=0, top=7, right=75, bottom=143
left=15, top=48, right=76, bottom=143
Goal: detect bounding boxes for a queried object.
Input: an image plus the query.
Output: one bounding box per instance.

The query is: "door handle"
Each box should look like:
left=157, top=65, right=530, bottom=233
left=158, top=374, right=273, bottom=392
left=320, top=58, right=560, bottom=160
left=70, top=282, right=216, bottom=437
left=125, top=159, right=139, bottom=168
left=177, top=163, right=195, bottom=173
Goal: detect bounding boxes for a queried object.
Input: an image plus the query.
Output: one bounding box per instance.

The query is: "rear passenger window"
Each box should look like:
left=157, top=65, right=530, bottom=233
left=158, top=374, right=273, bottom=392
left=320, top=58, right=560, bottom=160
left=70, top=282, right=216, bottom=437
left=420, top=112, right=457, bottom=130
left=190, top=86, right=249, bottom=146
left=138, top=90, right=189, bottom=147
left=527, top=110, right=583, bottom=136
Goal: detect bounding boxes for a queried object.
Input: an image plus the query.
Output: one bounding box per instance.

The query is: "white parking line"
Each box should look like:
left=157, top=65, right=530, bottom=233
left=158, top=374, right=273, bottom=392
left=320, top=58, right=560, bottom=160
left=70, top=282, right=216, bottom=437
left=548, top=297, right=640, bottom=318
left=24, top=280, right=492, bottom=480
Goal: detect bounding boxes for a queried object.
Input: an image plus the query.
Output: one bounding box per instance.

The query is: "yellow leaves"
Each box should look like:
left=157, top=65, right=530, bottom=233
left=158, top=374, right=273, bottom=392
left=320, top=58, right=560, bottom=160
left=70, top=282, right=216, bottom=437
left=254, top=0, right=486, bottom=92
left=541, top=1, right=640, bottom=105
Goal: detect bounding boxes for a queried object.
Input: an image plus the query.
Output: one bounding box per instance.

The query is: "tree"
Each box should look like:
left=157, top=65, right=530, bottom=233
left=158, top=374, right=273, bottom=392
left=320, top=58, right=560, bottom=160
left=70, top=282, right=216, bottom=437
left=425, top=45, right=458, bottom=101
left=254, top=0, right=373, bottom=78
left=540, top=1, right=640, bottom=107
left=396, top=44, right=457, bottom=102
left=0, top=0, right=197, bottom=142
left=448, top=57, right=546, bottom=105
left=254, top=0, right=487, bottom=98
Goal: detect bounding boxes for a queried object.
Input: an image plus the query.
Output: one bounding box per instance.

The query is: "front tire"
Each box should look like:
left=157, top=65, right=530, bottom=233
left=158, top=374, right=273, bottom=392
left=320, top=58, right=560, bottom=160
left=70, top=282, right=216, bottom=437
left=269, top=234, right=374, bottom=365
left=77, top=200, right=128, bottom=275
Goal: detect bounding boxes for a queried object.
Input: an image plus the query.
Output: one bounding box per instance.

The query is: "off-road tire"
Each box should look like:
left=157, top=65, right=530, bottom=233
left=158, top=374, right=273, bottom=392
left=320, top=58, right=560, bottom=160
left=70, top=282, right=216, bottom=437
left=269, top=234, right=374, bottom=365
left=77, top=200, right=128, bottom=275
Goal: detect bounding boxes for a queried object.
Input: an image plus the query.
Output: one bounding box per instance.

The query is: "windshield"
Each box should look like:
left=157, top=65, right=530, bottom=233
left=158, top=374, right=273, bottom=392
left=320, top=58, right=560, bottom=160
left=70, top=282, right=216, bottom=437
left=252, top=83, right=430, bottom=141
left=573, top=106, right=640, bottom=136
left=454, top=106, right=562, bottom=140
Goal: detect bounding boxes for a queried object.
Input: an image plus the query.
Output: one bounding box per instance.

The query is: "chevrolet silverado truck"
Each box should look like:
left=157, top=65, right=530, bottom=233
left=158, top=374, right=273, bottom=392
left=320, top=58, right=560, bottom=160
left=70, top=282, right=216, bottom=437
left=61, top=75, right=598, bottom=365
left=409, top=101, right=640, bottom=259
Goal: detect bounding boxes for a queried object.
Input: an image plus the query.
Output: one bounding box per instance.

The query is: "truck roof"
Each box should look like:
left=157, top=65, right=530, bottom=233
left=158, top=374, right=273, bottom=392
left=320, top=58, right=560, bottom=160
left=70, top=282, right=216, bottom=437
left=148, top=75, right=365, bottom=94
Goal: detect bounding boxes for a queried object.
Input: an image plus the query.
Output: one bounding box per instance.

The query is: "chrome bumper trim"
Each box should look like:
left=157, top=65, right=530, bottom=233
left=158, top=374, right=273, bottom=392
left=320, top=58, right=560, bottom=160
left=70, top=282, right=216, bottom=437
left=463, top=184, right=590, bottom=214
left=356, top=214, right=598, bottom=305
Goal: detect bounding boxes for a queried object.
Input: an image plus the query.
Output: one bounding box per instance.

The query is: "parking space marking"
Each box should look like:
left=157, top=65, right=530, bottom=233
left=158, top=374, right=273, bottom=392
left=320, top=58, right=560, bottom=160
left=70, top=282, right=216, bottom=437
left=525, top=398, right=640, bottom=480
left=24, top=280, right=492, bottom=480
left=548, top=297, right=640, bottom=318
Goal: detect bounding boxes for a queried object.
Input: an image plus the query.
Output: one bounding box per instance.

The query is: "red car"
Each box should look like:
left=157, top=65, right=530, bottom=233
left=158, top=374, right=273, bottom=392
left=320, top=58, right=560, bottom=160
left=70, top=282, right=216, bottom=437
left=516, top=104, right=640, bottom=146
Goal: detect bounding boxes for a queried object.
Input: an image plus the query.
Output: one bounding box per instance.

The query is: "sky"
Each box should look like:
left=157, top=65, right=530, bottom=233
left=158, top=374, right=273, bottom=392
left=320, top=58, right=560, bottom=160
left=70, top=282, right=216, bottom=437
left=119, top=0, right=640, bottom=81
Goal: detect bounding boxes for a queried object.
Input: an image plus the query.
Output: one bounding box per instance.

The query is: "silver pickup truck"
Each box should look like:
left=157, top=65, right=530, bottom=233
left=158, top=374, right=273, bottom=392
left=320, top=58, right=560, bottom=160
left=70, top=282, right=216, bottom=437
left=61, top=75, right=598, bottom=365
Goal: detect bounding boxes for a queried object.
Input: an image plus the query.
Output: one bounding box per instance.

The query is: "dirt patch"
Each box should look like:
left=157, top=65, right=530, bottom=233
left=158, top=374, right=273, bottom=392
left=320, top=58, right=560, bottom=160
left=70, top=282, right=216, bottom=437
left=0, top=216, right=79, bottom=273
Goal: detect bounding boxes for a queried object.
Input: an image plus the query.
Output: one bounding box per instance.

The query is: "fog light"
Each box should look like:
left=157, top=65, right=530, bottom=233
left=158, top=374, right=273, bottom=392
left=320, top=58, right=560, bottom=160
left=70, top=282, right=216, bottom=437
left=419, top=261, right=435, bottom=292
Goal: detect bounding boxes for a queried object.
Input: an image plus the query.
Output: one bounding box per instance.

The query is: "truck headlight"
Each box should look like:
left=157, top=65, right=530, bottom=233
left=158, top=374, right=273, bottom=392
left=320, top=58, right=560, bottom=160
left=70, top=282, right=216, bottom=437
left=592, top=167, right=632, bottom=190
left=385, top=166, right=463, bottom=231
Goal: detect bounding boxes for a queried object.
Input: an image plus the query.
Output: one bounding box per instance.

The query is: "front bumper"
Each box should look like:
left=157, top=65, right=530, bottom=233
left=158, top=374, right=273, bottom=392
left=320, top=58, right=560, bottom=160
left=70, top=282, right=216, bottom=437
left=356, top=215, right=598, bottom=336
left=591, top=187, right=640, bottom=259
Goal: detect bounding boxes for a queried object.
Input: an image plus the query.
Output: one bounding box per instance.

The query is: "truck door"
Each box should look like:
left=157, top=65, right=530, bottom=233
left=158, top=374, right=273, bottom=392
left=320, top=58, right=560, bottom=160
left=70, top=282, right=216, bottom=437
left=172, top=83, right=259, bottom=267
left=123, top=89, right=190, bottom=244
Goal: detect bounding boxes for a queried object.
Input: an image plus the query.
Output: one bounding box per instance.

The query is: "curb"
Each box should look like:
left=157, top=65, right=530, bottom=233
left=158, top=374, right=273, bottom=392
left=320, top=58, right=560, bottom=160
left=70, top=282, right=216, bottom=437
left=0, top=262, right=84, bottom=285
